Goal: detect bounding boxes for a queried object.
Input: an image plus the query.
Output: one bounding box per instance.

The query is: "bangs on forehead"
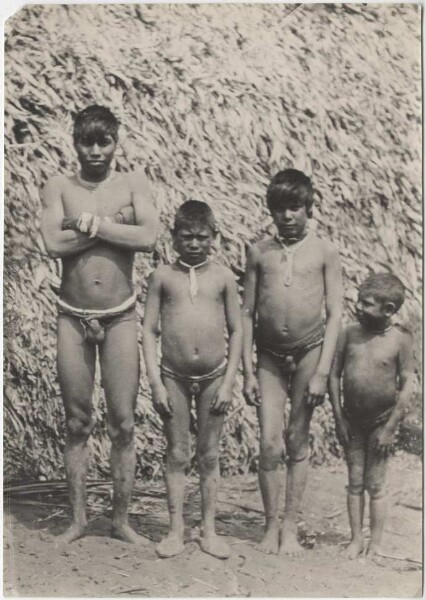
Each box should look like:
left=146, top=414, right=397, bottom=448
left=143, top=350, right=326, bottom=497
left=271, top=191, right=306, bottom=208
left=75, top=120, right=117, bottom=144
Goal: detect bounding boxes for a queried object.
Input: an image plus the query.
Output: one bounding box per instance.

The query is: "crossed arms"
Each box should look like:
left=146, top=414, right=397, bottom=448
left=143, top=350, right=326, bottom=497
left=40, top=171, right=158, bottom=258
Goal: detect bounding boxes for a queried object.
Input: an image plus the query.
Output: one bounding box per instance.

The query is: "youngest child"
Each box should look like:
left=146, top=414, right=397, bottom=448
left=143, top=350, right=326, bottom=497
left=329, top=272, right=414, bottom=558
left=143, top=200, right=242, bottom=559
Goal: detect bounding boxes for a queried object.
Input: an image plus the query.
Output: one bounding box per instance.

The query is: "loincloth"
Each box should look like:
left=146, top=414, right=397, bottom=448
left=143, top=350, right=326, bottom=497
left=256, top=324, right=324, bottom=373
left=57, top=292, right=137, bottom=345
left=344, top=406, right=394, bottom=433
left=160, top=358, right=227, bottom=398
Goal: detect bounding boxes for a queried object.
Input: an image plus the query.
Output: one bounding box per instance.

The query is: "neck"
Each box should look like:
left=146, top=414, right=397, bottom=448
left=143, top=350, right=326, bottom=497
left=365, top=322, right=393, bottom=334
left=78, top=168, right=111, bottom=184
left=178, top=258, right=209, bottom=269
left=276, top=229, right=308, bottom=246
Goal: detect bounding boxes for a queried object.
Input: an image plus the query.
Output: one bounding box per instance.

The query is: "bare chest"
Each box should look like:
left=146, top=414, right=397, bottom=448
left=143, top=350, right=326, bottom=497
left=345, top=336, right=398, bottom=372
left=62, top=177, right=132, bottom=218
left=162, top=272, right=224, bottom=308
left=259, top=247, right=323, bottom=291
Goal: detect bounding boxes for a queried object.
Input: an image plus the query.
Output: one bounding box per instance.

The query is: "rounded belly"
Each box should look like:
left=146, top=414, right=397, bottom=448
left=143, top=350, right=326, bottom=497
left=343, top=374, right=397, bottom=418
left=61, top=246, right=134, bottom=309
left=161, top=315, right=227, bottom=376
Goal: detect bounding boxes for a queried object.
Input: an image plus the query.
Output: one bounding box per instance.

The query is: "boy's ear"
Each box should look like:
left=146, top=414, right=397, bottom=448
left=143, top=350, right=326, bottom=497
left=384, top=301, right=396, bottom=316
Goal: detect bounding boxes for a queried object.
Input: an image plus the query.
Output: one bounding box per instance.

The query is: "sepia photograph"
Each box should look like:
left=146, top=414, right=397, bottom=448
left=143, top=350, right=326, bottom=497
left=3, top=2, right=422, bottom=597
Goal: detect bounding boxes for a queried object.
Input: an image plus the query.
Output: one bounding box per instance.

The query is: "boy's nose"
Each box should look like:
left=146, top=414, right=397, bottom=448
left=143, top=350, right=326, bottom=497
left=90, top=143, right=101, bottom=155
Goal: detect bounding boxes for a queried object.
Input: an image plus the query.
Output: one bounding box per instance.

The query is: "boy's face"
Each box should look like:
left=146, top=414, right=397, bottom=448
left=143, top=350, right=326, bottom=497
left=74, top=133, right=116, bottom=178
left=271, top=201, right=308, bottom=239
left=356, top=293, right=394, bottom=329
left=174, top=224, right=215, bottom=265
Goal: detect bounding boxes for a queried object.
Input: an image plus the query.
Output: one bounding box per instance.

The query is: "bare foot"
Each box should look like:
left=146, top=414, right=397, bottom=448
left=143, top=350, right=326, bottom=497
left=279, top=524, right=304, bottom=557
left=55, top=522, right=87, bottom=545
left=111, top=523, right=150, bottom=545
left=343, top=537, right=364, bottom=560
left=156, top=533, right=185, bottom=558
left=256, top=521, right=280, bottom=555
left=366, top=542, right=381, bottom=557
left=200, top=534, right=231, bottom=559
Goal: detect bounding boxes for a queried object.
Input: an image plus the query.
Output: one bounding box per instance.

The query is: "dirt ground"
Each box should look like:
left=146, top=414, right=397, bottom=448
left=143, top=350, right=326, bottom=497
left=4, top=454, right=422, bottom=598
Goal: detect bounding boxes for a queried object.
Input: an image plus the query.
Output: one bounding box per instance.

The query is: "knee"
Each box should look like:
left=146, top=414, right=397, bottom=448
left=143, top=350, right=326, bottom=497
left=108, top=417, right=134, bottom=447
left=66, top=414, right=93, bottom=441
left=365, top=479, right=385, bottom=500
left=167, top=443, right=190, bottom=472
left=259, top=438, right=283, bottom=471
left=348, top=482, right=365, bottom=496
left=285, top=426, right=308, bottom=461
left=198, top=450, right=219, bottom=475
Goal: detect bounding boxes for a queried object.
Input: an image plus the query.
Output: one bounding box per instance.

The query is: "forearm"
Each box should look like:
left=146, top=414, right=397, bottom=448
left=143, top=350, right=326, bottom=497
left=96, top=220, right=156, bottom=252
left=328, top=376, right=343, bottom=420
left=242, top=314, right=255, bottom=375
left=142, top=332, right=162, bottom=388
left=384, top=386, right=413, bottom=432
left=316, top=312, right=341, bottom=376
left=222, top=329, right=243, bottom=388
left=44, top=230, right=97, bottom=258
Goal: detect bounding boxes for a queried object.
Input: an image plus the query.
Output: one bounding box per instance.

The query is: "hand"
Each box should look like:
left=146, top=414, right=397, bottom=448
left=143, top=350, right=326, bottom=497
left=336, top=415, right=352, bottom=447
left=211, top=382, right=232, bottom=414
left=76, top=212, right=95, bottom=233
left=62, top=216, right=80, bottom=231
left=374, top=428, right=395, bottom=458
left=152, top=382, right=172, bottom=418
left=243, top=373, right=261, bottom=407
left=305, top=372, right=327, bottom=407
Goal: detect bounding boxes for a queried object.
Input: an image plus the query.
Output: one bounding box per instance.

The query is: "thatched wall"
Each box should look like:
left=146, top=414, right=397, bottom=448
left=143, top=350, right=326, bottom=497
left=4, top=4, right=422, bottom=482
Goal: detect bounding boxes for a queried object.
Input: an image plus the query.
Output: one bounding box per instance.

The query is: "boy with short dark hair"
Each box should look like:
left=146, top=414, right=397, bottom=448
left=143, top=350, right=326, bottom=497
left=41, top=104, right=159, bottom=544
left=329, top=272, right=414, bottom=559
left=243, top=169, right=342, bottom=556
left=143, top=200, right=243, bottom=559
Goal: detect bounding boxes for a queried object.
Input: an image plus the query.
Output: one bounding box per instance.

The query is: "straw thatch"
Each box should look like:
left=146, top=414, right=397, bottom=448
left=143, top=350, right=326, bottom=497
left=4, top=4, right=422, bottom=482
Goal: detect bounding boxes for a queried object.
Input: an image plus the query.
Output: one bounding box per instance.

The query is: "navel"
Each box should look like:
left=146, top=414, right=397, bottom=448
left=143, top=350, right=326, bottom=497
left=94, top=279, right=101, bottom=285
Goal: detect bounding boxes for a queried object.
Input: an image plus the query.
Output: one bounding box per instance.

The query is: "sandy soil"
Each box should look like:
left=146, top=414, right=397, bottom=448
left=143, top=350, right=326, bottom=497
left=4, top=454, right=422, bottom=598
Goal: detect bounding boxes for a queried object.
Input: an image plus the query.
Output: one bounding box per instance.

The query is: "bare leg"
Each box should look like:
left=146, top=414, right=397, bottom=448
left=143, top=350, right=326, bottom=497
left=100, top=313, right=146, bottom=544
left=196, top=376, right=230, bottom=559
left=56, top=315, right=95, bottom=544
left=156, top=376, right=190, bottom=558
left=280, top=345, right=321, bottom=557
left=366, top=425, right=388, bottom=556
left=256, top=352, right=288, bottom=554
left=343, top=423, right=366, bottom=558
left=345, top=494, right=365, bottom=559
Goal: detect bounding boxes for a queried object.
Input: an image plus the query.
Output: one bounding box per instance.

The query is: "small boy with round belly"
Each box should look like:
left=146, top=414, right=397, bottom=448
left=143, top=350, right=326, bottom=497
left=242, top=169, right=343, bottom=556
left=329, top=273, right=414, bottom=559
left=143, top=200, right=243, bottom=559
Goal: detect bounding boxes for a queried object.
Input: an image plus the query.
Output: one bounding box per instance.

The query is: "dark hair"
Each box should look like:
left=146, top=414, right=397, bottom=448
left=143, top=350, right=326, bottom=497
left=73, top=105, right=119, bottom=145
left=173, top=200, right=217, bottom=235
left=266, top=169, right=314, bottom=217
left=359, top=272, right=405, bottom=312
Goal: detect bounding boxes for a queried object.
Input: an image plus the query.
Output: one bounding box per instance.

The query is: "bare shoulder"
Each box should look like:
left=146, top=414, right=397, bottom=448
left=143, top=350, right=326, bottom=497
left=124, top=168, right=150, bottom=192
left=210, top=261, right=237, bottom=285
left=249, top=238, right=275, bottom=260
left=395, top=324, right=413, bottom=348
left=345, top=323, right=361, bottom=342
left=148, top=264, right=171, bottom=285
left=41, top=174, right=70, bottom=206
left=311, top=234, right=339, bottom=260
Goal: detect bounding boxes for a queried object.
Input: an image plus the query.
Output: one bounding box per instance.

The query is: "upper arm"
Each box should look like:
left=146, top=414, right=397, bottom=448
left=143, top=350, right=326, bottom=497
left=242, top=245, right=259, bottom=317
left=323, top=241, right=342, bottom=317
left=130, top=170, right=159, bottom=231
left=40, top=176, right=65, bottom=250
left=143, top=269, right=163, bottom=333
left=329, top=326, right=347, bottom=379
left=398, top=331, right=414, bottom=389
left=223, top=269, right=242, bottom=333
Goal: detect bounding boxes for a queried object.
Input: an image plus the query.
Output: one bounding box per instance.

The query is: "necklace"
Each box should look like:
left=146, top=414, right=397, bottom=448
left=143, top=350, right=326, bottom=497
left=370, top=324, right=393, bottom=334
left=178, top=259, right=209, bottom=301
left=75, top=169, right=116, bottom=191
left=275, top=231, right=310, bottom=286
